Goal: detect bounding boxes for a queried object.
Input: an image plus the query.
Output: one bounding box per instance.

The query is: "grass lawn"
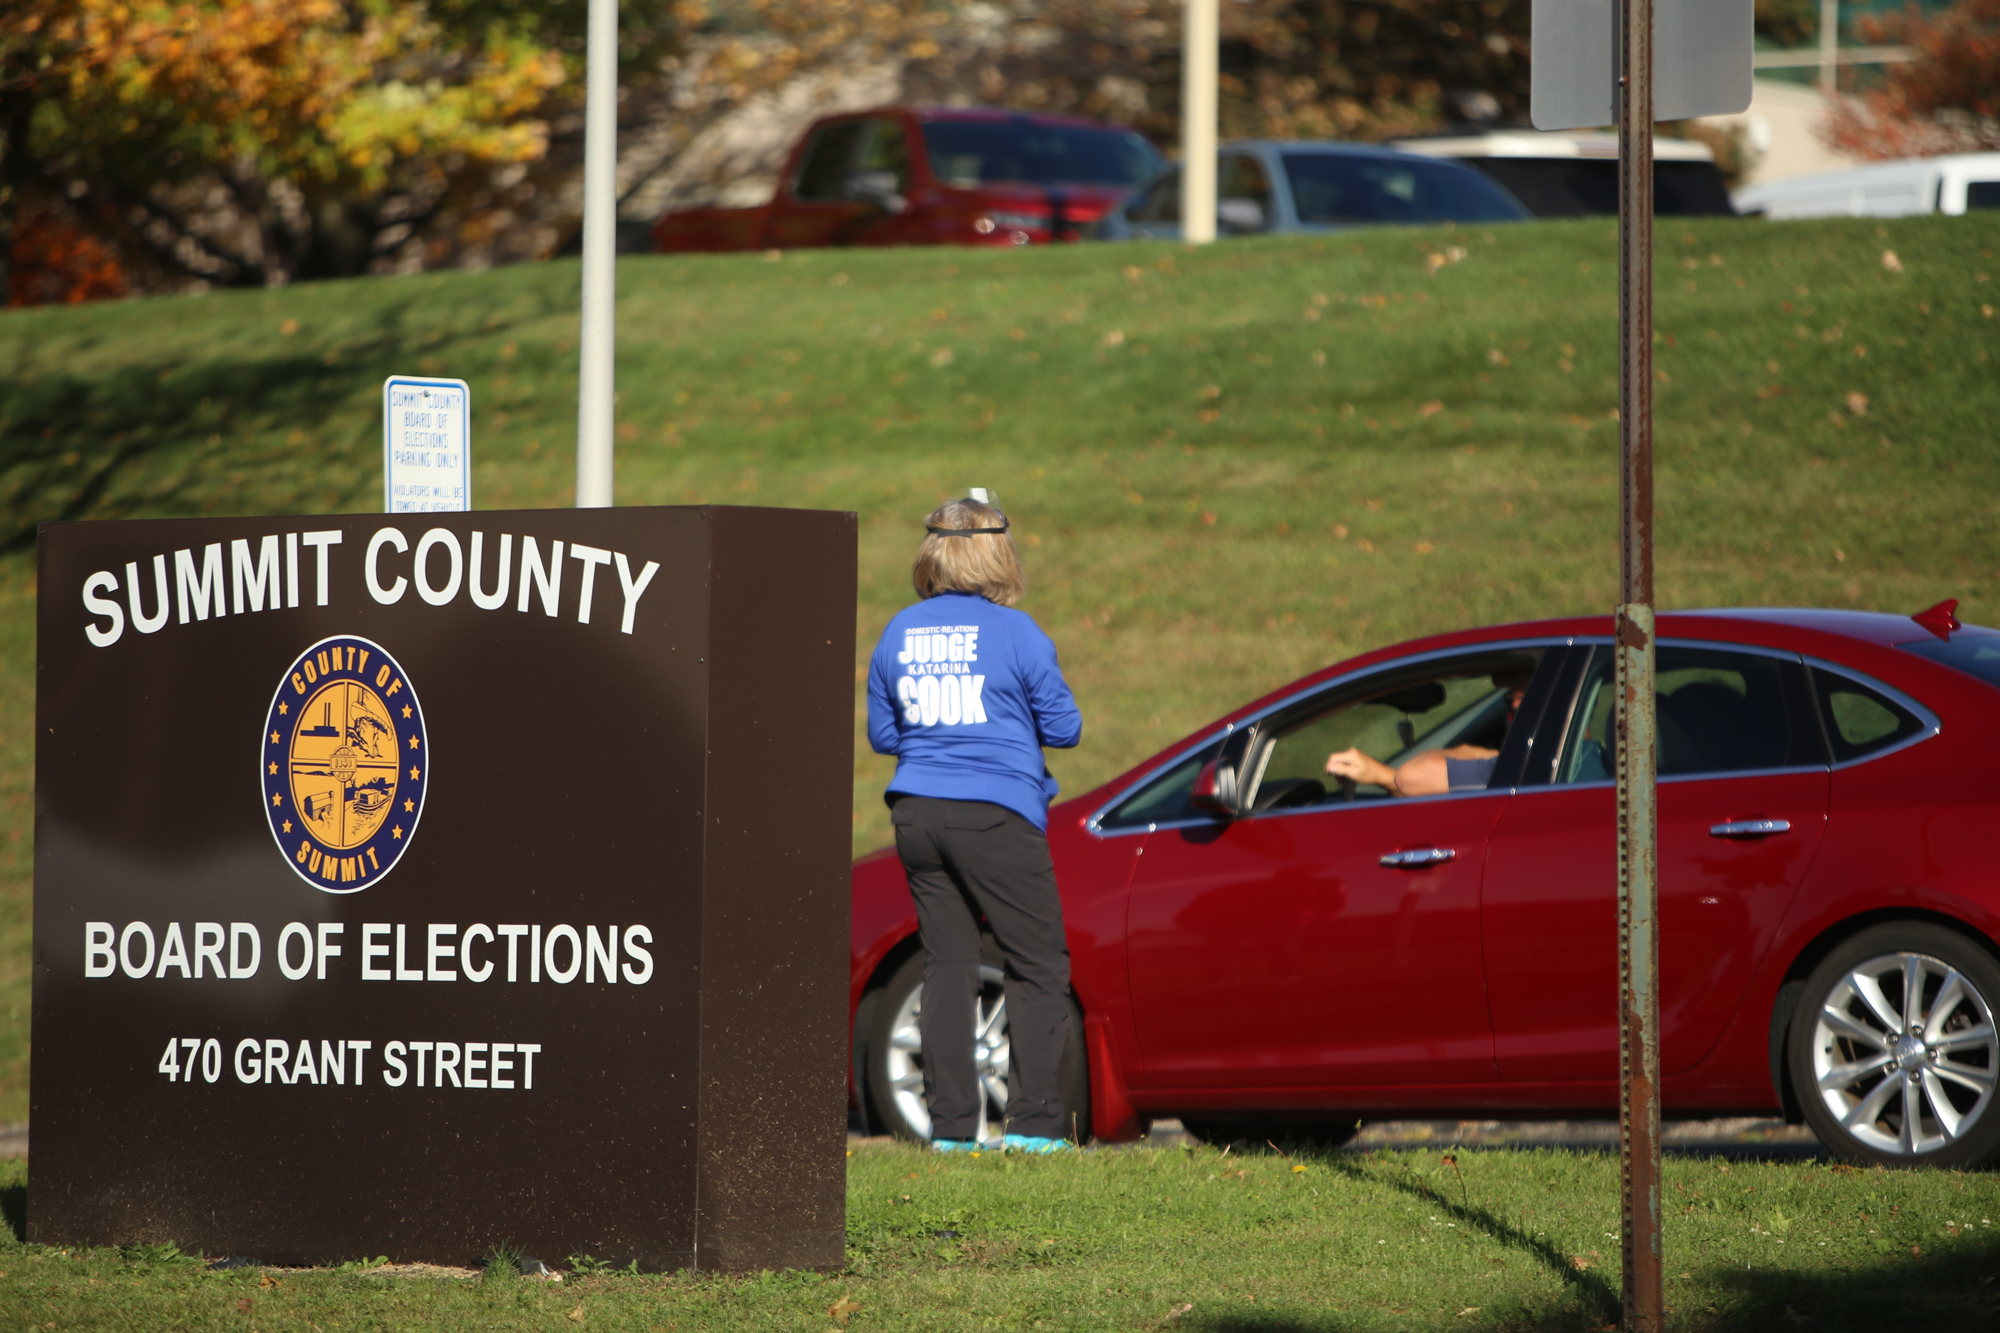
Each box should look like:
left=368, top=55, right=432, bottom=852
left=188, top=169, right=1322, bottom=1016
left=0, top=217, right=1996, bottom=1156
left=4, top=1141, right=1999, bottom=1331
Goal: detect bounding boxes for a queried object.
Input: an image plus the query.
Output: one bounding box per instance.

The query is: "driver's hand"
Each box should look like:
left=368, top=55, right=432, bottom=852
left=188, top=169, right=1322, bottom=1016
left=1325, top=748, right=1396, bottom=789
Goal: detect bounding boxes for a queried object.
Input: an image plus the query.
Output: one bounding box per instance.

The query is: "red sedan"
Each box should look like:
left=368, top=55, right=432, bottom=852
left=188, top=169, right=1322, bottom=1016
left=849, top=604, right=2000, bottom=1168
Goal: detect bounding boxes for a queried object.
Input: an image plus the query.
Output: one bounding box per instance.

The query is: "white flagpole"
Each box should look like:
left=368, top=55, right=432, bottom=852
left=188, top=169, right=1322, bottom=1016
left=575, top=0, right=618, bottom=508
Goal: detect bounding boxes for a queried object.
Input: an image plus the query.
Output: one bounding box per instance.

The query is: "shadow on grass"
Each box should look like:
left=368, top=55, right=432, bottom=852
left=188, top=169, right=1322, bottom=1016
left=0, top=289, right=570, bottom=549
left=1326, top=1152, right=1623, bottom=1328
left=1695, top=1232, right=2000, bottom=1331
left=2, top=1181, right=24, bottom=1243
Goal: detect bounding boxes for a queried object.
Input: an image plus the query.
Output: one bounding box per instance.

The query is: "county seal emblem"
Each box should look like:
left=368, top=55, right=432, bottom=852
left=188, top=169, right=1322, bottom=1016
left=262, top=635, right=427, bottom=892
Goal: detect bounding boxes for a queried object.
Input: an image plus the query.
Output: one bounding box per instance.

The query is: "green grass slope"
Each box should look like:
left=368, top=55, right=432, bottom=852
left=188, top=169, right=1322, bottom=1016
left=2, top=214, right=1998, bottom=1123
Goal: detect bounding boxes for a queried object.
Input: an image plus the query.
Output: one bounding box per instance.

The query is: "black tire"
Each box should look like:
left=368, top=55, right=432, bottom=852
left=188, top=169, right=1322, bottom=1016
left=862, top=944, right=1091, bottom=1144
left=1787, top=921, right=2000, bottom=1169
left=1181, top=1117, right=1364, bottom=1152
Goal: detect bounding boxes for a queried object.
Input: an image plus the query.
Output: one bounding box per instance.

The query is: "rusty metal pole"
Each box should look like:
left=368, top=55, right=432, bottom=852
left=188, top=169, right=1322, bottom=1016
left=1616, top=0, right=1663, bottom=1326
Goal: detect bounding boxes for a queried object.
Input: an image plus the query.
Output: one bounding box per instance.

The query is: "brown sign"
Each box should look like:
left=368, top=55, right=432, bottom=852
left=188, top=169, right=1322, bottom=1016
left=31, top=506, right=856, bottom=1271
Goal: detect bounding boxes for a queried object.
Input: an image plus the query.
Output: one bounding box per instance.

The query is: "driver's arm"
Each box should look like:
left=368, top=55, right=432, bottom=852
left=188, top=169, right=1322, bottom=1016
left=1326, top=744, right=1497, bottom=797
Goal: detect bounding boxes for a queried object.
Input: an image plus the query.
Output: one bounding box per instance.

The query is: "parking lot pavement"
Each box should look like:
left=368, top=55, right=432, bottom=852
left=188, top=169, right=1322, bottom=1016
left=1147, top=1117, right=1826, bottom=1160
left=848, top=1117, right=1824, bottom=1159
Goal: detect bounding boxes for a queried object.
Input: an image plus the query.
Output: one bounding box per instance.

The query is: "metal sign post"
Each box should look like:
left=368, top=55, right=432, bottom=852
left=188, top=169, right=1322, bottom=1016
left=575, top=0, right=617, bottom=508
left=1530, top=1, right=1751, bottom=1327
left=1613, top=0, right=1663, bottom=1323
left=1180, top=0, right=1218, bottom=244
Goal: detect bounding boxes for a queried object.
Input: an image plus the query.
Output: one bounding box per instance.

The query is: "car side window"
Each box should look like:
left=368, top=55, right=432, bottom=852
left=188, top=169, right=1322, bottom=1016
left=1217, top=155, right=1272, bottom=232
left=1246, top=649, right=1547, bottom=812
left=1809, top=666, right=1928, bottom=763
left=793, top=122, right=868, bottom=200
left=1097, top=738, right=1225, bottom=830
left=853, top=119, right=912, bottom=193
left=1130, top=171, right=1182, bottom=224
left=1557, top=645, right=1823, bottom=782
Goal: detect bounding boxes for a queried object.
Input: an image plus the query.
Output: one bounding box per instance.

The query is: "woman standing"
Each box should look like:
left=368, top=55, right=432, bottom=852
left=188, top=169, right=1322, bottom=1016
left=867, top=494, right=1083, bottom=1152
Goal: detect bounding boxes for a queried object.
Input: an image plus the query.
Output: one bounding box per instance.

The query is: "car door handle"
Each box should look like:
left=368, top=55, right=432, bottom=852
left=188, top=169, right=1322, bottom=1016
left=1709, top=819, right=1792, bottom=839
left=1380, top=847, right=1456, bottom=868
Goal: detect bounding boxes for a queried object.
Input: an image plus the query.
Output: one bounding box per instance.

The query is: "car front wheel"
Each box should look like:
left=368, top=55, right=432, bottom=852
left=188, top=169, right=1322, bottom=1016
left=1788, top=921, right=2000, bottom=1169
left=862, top=947, right=1091, bottom=1144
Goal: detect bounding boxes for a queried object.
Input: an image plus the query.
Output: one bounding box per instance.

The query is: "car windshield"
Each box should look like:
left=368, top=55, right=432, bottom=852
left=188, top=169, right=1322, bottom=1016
left=1281, top=153, right=1527, bottom=224
left=921, top=122, right=1163, bottom=189
left=1900, top=632, right=2000, bottom=689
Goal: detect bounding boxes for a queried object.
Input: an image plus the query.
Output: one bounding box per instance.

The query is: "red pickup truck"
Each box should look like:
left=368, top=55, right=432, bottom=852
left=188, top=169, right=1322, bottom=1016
left=652, top=105, right=1165, bottom=252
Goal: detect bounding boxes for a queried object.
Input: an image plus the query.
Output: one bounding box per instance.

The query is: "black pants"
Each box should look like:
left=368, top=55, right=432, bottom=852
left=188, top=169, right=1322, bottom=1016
left=891, top=795, right=1072, bottom=1141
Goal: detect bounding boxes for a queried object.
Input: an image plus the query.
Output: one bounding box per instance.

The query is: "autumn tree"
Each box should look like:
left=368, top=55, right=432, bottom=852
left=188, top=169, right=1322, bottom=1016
left=1821, top=0, right=2000, bottom=158
left=0, top=0, right=672, bottom=298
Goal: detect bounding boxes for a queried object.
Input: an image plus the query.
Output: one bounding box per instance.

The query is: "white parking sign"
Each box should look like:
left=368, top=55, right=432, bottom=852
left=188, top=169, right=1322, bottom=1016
left=383, top=376, right=471, bottom=513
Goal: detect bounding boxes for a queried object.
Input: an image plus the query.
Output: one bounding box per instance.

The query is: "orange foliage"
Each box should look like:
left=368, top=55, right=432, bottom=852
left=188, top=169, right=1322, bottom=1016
left=7, top=200, right=131, bottom=307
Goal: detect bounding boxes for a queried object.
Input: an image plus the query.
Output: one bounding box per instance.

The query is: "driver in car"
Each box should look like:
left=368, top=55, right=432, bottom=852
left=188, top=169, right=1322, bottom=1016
left=1323, top=669, right=1532, bottom=797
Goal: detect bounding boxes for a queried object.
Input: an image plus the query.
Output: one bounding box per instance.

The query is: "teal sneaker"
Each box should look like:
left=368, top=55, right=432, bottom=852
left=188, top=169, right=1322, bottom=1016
left=930, top=1138, right=981, bottom=1153
left=1001, top=1134, right=1074, bottom=1154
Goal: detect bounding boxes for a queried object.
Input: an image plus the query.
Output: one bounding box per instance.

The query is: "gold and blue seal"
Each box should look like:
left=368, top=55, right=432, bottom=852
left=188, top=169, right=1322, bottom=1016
left=262, top=635, right=426, bottom=893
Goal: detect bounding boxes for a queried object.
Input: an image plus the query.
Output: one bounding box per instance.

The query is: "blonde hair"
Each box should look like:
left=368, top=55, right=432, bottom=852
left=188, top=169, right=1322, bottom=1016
left=911, top=498, right=1026, bottom=606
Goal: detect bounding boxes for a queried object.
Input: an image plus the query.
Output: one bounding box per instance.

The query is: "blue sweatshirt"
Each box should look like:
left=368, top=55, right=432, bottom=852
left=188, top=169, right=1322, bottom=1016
left=868, top=591, right=1082, bottom=830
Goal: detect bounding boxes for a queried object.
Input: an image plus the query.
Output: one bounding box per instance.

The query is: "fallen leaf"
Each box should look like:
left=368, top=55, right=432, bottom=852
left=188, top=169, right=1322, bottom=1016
left=1457, top=1308, right=1481, bottom=1318
left=238, top=1298, right=254, bottom=1313
left=1881, top=249, right=1903, bottom=273
left=1166, top=1303, right=1194, bottom=1320
left=1199, top=384, right=1222, bottom=399
left=1487, top=348, right=1509, bottom=366
left=1418, top=400, right=1444, bottom=417
left=828, top=1295, right=863, bottom=1323
left=1756, top=385, right=1789, bottom=400
left=1198, top=409, right=1220, bottom=423
left=1201, top=512, right=1216, bottom=525
left=1846, top=391, right=1869, bottom=416
left=279, top=319, right=299, bottom=336
left=1414, top=541, right=1436, bottom=554
left=567, top=1305, right=585, bottom=1322
left=929, top=347, right=954, bottom=367
left=1102, top=329, right=1125, bottom=347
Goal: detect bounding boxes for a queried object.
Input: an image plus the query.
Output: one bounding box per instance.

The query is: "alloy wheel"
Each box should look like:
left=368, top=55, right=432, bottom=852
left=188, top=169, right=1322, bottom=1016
left=1809, top=949, right=1998, bottom=1156
left=881, top=963, right=1011, bottom=1142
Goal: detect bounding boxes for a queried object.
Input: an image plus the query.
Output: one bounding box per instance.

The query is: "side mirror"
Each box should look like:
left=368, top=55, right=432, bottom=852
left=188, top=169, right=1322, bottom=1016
left=1217, top=197, right=1266, bottom=233
left=1189, top=759, right=1239, bottom=819
left=842, top=170, right=907, bottom=213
